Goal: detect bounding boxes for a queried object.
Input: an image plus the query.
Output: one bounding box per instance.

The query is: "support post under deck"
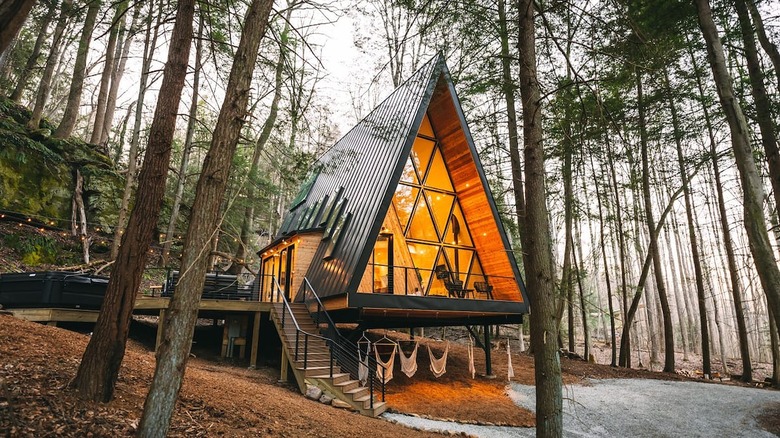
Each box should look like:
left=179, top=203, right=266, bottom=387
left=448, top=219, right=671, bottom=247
left=280, top=348, right=289, bottom=382
left=484, top=324, right=493, bottom=377
left=155, top=309, right=166, bottom=352
left=249, top=311, right=261, bottom=369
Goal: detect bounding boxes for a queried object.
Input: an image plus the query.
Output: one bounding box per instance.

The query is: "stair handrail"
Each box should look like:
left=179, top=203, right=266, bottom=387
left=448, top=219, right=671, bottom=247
left=274, top=277, right=382, bottom=406
left=302, top=278, right=386, bottom=407
left=274, top=277, right=323, bottom=370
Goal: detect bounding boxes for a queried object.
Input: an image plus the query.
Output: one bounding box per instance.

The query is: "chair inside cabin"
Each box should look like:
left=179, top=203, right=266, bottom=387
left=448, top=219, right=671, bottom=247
left=474, top=279, right=494, bottom=300
left=435, top=264, right=471, bottom=298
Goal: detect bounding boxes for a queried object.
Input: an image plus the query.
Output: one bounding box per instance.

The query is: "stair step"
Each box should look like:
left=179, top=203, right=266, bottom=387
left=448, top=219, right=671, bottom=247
left=344, top=385, right=369, bottom=399
left=334, top=379, right=359, bottom=392
left=299, top=366, right=342, bottom=377
left=368, top=401, right=387, bottom=415
left=309, top=372, right=350, bottom=384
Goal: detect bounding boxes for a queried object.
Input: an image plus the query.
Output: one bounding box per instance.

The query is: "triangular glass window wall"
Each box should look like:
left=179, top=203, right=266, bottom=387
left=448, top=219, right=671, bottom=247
left=366, top=113, right=485, bottom=297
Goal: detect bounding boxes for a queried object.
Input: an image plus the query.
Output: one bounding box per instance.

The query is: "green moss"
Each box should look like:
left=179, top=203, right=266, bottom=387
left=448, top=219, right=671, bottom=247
left=0, top=97, right=121, bottom=227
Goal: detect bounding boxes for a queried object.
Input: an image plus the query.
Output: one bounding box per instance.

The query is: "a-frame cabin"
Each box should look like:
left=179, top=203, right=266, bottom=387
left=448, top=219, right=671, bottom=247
left=258, top=54, right=528, bottom=330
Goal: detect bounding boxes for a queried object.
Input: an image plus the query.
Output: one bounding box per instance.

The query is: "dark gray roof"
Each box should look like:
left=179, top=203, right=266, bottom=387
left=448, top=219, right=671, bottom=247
left=276, top=55, right=442, bottom=297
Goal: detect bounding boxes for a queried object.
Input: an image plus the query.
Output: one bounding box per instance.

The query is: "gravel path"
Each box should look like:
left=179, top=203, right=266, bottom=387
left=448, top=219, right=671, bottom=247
left=385, top=378, right=780, bottom=437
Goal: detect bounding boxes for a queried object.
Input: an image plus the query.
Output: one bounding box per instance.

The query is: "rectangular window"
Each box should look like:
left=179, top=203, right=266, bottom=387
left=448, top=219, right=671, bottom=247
left=324, top=213, right=350, bottom=259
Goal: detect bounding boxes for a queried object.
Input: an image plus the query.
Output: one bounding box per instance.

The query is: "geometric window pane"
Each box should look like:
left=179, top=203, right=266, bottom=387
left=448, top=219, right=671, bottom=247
left=407, top=242, right=438, bottom=296
left=407, top=193, right=438, bottom=242
left=466, top=256, right=486, bottom=291
left=445, top=247, right=472, bottom=282
left=418, top=113, right=434, bottom=138
left=411, top=137, right=435, bottom=182
left=424, top=146, right=454, bottom=192
left=425, top=190, right=454, bottom=239
left=399, top=155, right=419, bottom=184
left=444, top=202, right=472, bottom=247
left=393, top=184, right=419, bottom=231
left=428, top=248, right=449, bottom=297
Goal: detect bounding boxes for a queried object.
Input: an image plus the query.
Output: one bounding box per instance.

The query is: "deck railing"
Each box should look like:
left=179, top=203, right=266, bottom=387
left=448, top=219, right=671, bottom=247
left=362, top=263, right=510, bottom=298
left=301, top=278, right=386, bottom=407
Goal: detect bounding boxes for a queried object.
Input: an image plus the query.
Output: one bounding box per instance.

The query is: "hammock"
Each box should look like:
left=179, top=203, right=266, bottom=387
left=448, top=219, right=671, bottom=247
left=375, top=343, right=397, bottom=384
left=427, top=342, right=449, bottom=378
left=357, top=341, right=371, bottom=386
left=507, top=342, right=515, bottom=381
left=398, top=341, right=419, bottom=378
left=467, top=337, right=475, bottom=379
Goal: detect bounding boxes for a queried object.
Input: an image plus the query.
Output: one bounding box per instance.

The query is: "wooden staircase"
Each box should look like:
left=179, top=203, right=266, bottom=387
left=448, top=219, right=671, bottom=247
left=271, top=302, right=387, bottom=417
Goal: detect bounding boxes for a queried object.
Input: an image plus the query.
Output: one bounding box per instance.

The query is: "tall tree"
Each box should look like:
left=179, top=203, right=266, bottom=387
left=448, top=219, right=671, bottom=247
left=636, top=67, right=675, bottom=373
left=89, top=0, right=126, bottom=146
left=136, top=0, right=274, bottom=434
left=161, top=12, right=204, bottom=267
left=693, top=0, right=780, bottom=336
left=110, top=0, right=162, bottom=260
left=518, top=0, right=562, bottom=434
left=734, top=0, right=780, bottom=225
left=0, top=0, right=37, bottom=57
left=26, top=0, right=69, bottom=130
left=746, top=0, right=780, bottom=91
left=99, top=1, right=138, bottom=147
left=228, top=8, right=291, bottom=273
left=69, top=0, right=195, bottom=402
left=54, top=0, right=101, bottom=138
left=10, top=2, right=55, bottom=102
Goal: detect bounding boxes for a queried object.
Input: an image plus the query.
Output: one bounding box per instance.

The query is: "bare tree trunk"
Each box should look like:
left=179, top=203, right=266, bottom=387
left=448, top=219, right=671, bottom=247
left=591, top=152, right=617, bottom=365
left=573, top=221, right=590, bottom=360
left=160, top=15, right=204, bottom=268
left=0, top=0, right=36, bottom=57
left=27, top=0, right=70, bottom=130
left=563, top=145, right=575, bottom=353
left=636, top=68, right=675, bottom=372
left=137, top=1, right=273, bottom=434
left=498, top=0, right=528, bottom=274
left=10, top=5, right=54, bottom=102
left=100, top=2, right=138, bottom=147
left=69, top=0, right=195, bottom=403
left=518, top=0, right=562, bottom=433
left=734, top=0, right=780, bottom=225
left=228, top=12, right=291, bottom=274
left=110, top=0, right=162, bottom=260
left=71, top=168, right=90, bottom=263
left=769, top=307, right=780, bottom=383
left=694, top=0, right=780, bottom=336
left=89, top=0, right=125, bottom=145
left=746, top=0, right=780, bottom=91
left=54, top=0, right=101, bottom=139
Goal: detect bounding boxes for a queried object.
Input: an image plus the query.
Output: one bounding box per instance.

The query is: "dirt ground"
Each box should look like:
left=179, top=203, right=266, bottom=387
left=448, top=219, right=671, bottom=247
left=0, top=314, right=442, bottom=437
left=1, top=313, right=772, bottom=437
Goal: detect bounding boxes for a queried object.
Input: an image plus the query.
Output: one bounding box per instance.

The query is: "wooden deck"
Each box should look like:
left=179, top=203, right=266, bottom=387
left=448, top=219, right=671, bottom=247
left=7, top=297, right=274, bottom=368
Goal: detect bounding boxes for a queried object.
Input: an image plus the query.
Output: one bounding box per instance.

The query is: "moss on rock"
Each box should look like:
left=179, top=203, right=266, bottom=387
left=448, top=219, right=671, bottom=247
left=0, top=96, right=121, bottom=230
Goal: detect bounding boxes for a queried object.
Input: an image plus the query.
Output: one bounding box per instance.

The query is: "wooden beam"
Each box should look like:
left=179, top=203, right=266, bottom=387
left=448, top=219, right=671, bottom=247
left=155, top=309, right=166, bottom=352
left=280, top=348, right=289, bottom=382
left=249, top=311, right=261, bottom=369
left=8, top=308, right=99, bottom=323
left=134, top=296, right=271, bottom=312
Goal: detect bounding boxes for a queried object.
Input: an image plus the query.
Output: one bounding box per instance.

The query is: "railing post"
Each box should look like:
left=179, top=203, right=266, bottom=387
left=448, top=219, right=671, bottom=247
left=329, top=341, right=334, bottom=378
left=303, top=334, right=309, bottom=369
left=295, top=330, right=300, bottom=361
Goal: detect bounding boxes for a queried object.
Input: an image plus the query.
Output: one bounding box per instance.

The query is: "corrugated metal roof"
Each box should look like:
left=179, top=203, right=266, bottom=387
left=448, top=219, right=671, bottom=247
left=277, top=54, right=442, bottom=297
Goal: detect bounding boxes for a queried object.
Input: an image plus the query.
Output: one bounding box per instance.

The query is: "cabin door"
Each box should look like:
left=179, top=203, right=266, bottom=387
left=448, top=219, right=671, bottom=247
left=373, top=234, right=393, bottom=293
left=278, top=245, right=295, bottom=300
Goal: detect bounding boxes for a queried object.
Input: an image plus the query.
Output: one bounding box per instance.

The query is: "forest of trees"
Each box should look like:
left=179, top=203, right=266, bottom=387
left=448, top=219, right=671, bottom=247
left=2, top=0, right=780, bottom=435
